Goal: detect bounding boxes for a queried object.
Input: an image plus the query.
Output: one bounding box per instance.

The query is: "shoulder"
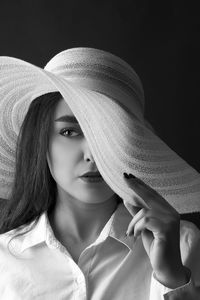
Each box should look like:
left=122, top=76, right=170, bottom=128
left=0, top=230, right=16, bottom=277
left=0, top=229, right=16, bottom=249
left=0, top=226, right=28, bottom=261
left=0, top=229, right=18, bottom=258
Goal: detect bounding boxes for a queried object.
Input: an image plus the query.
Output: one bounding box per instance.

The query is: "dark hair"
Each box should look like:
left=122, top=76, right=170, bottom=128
left=1, top=91, right=199, bottom=236
left=0, top=92, right=62, bottom=234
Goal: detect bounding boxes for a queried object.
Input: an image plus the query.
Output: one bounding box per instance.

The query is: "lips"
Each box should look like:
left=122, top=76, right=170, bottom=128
left=80, top=171, right=102, bottom=177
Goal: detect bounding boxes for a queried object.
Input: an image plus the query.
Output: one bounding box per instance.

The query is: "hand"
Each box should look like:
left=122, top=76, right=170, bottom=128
left=123, top=173, right=190, bottom=289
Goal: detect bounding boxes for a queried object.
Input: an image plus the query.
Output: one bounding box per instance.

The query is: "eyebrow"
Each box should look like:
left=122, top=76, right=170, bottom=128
left=54, top=115, right=78, bottom=123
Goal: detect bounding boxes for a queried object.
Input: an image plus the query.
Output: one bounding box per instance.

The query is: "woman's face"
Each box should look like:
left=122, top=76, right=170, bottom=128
left=47, top=98, right=116, bottom=204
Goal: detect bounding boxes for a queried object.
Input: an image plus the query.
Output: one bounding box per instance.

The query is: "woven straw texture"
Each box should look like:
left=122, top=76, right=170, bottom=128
left=0, top=47, right=200, bottom=213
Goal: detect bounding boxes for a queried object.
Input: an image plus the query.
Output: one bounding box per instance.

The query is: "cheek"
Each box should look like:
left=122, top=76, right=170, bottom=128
left=47, top=138, right=79, bottom=178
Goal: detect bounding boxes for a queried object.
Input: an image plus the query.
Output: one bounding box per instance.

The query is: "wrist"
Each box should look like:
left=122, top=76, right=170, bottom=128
left=154, top=266, right=191, bottom=289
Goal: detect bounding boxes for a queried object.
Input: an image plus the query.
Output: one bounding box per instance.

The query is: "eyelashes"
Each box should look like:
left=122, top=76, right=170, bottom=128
left=59, top=127, right=83, bottom=138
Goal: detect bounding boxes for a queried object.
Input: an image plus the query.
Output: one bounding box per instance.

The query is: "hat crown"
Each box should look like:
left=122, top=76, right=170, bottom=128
left=1, top=49, right=200, bottom=213
left=44, top=47, right=145, bottom=121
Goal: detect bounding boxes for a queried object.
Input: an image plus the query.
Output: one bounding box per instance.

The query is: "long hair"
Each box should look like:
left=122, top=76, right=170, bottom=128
left=0, top=92, right=199, bottom=237
left=0, top=92, right=62, bottom=234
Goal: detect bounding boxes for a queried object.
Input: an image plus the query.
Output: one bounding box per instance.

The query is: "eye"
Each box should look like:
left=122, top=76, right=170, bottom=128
left=60, top=128, right=81, bottom=137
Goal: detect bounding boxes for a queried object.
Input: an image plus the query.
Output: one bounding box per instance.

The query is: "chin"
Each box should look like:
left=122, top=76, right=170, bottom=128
left=80, top=198, right=109, bottom=204
left=76, top=192, right=115, bottom=204
left=57, top=182, right=115, bottom=204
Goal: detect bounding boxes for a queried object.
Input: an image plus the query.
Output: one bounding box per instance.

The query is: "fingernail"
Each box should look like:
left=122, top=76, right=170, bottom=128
left=126, top=229, right=133, bottom=236
left=123, top=173, right=137, bottom=179
left=123, top=172, right=129, bottom=179
left=128, top=173, right=136, bottom=179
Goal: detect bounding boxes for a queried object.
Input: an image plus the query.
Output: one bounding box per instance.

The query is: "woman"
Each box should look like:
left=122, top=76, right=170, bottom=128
left=0, top=48, right=200, bottom=299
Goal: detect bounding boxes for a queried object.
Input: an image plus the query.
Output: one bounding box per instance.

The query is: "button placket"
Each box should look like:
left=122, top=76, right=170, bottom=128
left=68, top=259, right=87, bottom=299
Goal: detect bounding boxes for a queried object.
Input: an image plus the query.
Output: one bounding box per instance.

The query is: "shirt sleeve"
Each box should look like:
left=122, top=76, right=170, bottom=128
left=151, top=271, right=200, bottom=300
left=149, top=220, right=200, bottom=300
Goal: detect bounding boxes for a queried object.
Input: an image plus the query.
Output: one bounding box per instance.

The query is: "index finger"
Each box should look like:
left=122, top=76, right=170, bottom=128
left=123, top=173, right=173, bottom=210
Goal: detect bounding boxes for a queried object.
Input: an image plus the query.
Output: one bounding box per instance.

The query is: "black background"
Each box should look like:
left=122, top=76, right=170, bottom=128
left=0, top=0, right=199, bottom=171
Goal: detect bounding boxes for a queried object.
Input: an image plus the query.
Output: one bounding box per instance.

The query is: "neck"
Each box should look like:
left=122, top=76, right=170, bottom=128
left=48, top=192, right=118, bottom=245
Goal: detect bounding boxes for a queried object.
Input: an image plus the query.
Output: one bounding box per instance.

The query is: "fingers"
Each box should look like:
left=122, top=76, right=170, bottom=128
left=132, top=217, right=162, bottom=239
left=123, top=172, right=180, bottom=240
left=124, top=199, right=146, bottom=217
left=126, top=206, right=179, bottom=240
left=123, top=173, right=176, bottom=212
left=123, top=173, right=161, bottom=204
left=126, top=208, right=147, bottom=235
left=127, top=210, right=166, bottom=240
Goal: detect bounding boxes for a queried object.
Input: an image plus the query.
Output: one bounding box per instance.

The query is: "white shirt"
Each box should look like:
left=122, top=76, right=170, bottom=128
left=0, top=203, right=200, bottom=300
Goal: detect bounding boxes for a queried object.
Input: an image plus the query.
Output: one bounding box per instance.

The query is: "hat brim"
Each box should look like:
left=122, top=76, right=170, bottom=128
left=0, top=56, right=200, bottom=213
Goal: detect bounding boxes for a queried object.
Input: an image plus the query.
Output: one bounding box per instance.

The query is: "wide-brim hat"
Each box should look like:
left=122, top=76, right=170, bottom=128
left=0, top=47, right=200, bottom=214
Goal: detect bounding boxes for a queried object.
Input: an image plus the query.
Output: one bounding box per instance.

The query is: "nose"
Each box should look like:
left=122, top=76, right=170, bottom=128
left=83, top=139, right=95, bottom=163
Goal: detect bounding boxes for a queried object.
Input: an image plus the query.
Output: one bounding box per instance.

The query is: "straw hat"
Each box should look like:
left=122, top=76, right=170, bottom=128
left=0, top=47, right=200, bottom=213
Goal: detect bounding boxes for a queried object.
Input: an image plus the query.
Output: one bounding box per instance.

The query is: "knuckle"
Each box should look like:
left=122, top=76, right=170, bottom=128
left=170, top=212, right=180, bottom=224
left=170, top=207, right=180, bottom=219
left=134, top=222, right=140, bottom=233
left=143, top=215, right=149, bottom=223
left=165, top=216, right=180, bottom=232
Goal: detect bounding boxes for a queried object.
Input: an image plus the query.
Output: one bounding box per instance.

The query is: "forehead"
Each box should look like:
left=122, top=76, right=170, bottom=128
left=54, top=97, right=74, bottom=117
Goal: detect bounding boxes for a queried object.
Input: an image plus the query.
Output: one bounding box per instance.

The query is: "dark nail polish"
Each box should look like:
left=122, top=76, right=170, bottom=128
left=123, top=172, right=129, bottom=179
left=128, top=173, right=136, bottom=179
left=123, top=173, right=129, bottom=179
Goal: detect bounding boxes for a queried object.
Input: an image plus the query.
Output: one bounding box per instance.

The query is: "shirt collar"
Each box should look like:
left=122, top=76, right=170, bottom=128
left=17, top=202, right=135, bottom=253
left=19, top=213, right=48, bottom=252
left=109, top=202, right=136, bottom=249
